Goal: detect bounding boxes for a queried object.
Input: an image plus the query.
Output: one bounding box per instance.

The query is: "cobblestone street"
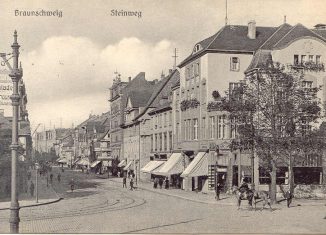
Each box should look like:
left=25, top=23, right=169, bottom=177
left=1, top=167, right=325, bottom=233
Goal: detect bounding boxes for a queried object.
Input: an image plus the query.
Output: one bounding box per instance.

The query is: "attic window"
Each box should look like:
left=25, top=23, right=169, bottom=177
left=193, top=44, right=201, bottom=53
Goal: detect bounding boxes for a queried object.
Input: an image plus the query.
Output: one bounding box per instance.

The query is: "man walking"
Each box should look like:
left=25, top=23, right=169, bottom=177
left=123, top=175, right=127, bottom=188
left=50, top=173, right=53, bottom=184
left=57, top=173, right=61, bottom=183
left=30, top=181, right=35, bottom=197
left=130, top=177, right=134, bottom=191
left=70, top=178, right=75, bottom=192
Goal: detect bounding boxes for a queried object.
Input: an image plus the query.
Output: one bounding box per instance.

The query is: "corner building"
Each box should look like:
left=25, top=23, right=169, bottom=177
left=176, top=21, right=326, bottom=192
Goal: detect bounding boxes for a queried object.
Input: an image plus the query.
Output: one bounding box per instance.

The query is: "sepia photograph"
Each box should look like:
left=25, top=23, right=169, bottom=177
left=0, top=0, right=326, bottom=234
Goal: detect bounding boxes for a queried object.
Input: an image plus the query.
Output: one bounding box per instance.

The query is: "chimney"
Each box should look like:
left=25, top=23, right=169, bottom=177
left=128, top=76, right=131, bottom=82
left=248, top=20, right=256, bottom=39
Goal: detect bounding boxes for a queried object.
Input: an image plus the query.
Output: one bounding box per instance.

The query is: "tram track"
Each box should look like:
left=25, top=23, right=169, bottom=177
left=0, top=185, right=147, bottom=222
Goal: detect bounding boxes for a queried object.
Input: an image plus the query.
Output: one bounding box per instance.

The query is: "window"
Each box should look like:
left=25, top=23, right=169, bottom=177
left=230, top=117, right=237, bottom=139
left=164, top=132, right=167, bottom=151
left=309, top=55, right=314, bottom=62
left=294, top=55, right=299, bottom=65
left=194, top=63, right=200, bottom=76
left=155, top=134, right=158, bottom=151
left=301, top=118, right=312, bottom=135
left=169, top=131, right=173, bottom=150
left=193, top=118, right=198, bottom=140
left=164, top=113, right=167, bottom=127
left=194, top=44, right=201, bottom=53
left=209, top=116, right=215, bottom=139
left=151, top=135, right=153, bottom=151
left=184, top=120, right=188, bottom=140
left=169, top=111, right=172, bottom=126
left=230, top=57, right=240, bottom=71
left=188, top=119, right=192, bottom=140
left=159, top=133, right=162, bottom=151
left=217, top=115, right=226, bottom=139
left=202, top=117, right=206, bottom=139
left=176, top=122, right=180, bottom=143
left=302, top=81, right=313, bottom=88
left=301, top=55, right=306, bottom=63
left=316, top=55, right=321, bottom=64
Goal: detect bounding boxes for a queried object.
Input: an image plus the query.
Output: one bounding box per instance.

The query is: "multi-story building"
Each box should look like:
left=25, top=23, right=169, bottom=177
left=120, top=72, right=155, bottom=181
left=176, top=21, right=326, bottom=192
left=109, top=74, right=128, bottom=162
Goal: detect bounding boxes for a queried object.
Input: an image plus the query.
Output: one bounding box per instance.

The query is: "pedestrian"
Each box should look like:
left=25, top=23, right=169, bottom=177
left=5, top=182, right=10, bottom=196
left=215, top=183, right=221, bottom=200
left=123, top=175, right=127, bottom=188
left=50, top=173, right=53, bottom=184
left=27, top=171, right=31, bottom=181
left=130, top=177, right=134, bottom=191
left=70, top=178, right=75, bottom=192
left=153, top=178, right=158, bottom=189
left=57, top=173, right=61, bottom=183
left=30, top=181, right=35, bottom=197
left=158, top=178, right=163, bottom=189
left=164, top=177, right=169, bottom=189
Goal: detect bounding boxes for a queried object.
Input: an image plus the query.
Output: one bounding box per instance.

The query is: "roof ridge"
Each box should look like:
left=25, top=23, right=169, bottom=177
left=272, top=24, right=297, bottom=48
left=206, top=25, right=227, bottom=50
left=259, top=24, right=287, bottom=49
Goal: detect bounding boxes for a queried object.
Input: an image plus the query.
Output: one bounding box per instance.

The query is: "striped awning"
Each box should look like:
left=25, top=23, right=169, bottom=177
left=181, top=152, right=208, bottom=177
left=141, top=161, right=165, bottom=173
left=77, top=158, right=90, bottom=166
left=90, top=160, right=101, bottom=168
left=153, top=153, right=184, bottom=176
left=123, top=160, right=134, bottom=171
left=118, top=160, right=126, bottom=167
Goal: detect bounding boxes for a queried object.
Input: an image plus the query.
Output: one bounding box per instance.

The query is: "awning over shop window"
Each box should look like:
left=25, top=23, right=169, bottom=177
left=181, top=152, right=208, bottom=177
left=123, top=160, right=134, bottom=171
left=57, top=158, right=67, bottom=163
left=141, top=161, right=165, bottom=173
left=90, top=160, right=101, bottom=168
left=73, top=158, right=81, bottom=165
left=153, top=153, right=184, bottom=176
left=118, top=160, right=126, bottom=167
left=77, top=158, right=90, bottom=166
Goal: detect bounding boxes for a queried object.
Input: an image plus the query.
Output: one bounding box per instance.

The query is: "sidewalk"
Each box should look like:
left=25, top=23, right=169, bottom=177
left=0, top=169, right=62, bottom=210
left=109, top=177, right=235, bottom=205
left=108, top=177, right=326, bottom=207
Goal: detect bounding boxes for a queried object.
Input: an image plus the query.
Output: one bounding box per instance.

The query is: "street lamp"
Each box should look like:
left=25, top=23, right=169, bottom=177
left=3, top=30, right=22, bottom=233
left=35, top=163, right=39, bottom=203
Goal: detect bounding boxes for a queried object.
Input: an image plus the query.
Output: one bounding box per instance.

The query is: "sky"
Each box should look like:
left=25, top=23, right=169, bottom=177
left=0, top=0, right=325, bottom=131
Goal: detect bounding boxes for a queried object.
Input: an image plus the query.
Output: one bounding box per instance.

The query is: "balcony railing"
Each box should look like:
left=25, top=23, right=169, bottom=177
left=290, top=62, right=325, bottom=72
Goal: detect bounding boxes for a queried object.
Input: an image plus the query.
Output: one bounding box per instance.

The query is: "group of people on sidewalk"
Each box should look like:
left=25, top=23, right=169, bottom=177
left=153, top=177, right=169, bottom=189
left=122, top=173, right=135, bottom=190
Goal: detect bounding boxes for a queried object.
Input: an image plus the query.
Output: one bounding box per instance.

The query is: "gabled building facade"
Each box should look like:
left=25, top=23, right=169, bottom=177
left=176, top=21, right=326, bottom=192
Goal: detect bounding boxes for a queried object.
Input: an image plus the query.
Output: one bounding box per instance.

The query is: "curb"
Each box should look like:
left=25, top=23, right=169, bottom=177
left=0, top=197, right=64, bottom=211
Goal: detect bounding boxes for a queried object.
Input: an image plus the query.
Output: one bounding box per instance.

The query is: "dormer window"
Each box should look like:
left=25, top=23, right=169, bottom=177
left=193, top=44, right=201, bottom=53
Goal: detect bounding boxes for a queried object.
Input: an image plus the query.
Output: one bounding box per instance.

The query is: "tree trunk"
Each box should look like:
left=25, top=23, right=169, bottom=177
left=270, top=160, right=277, bottom=204
left=288, top=154, right=294, bottom=194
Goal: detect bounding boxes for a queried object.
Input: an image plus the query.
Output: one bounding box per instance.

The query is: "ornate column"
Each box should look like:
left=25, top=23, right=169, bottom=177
left=9, top=30, right=21, bottom=234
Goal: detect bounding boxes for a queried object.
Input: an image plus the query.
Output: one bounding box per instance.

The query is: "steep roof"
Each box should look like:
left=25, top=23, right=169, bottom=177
left=260, top=23, right=293, bottom=49
left=179, top=23, right=326, bottom=68
left=245, top=49, right=273, bottom=73
left=128, top=89, right=153, bottom=108
left=135, top=69, right=180, bottom=120
left=121, top=72, right=155, bottom=110
left=273, top=24, right=326, bottom=49
left=179, top=25, right=278, bottom=67
left=313, top=29, right=326, bottom=39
